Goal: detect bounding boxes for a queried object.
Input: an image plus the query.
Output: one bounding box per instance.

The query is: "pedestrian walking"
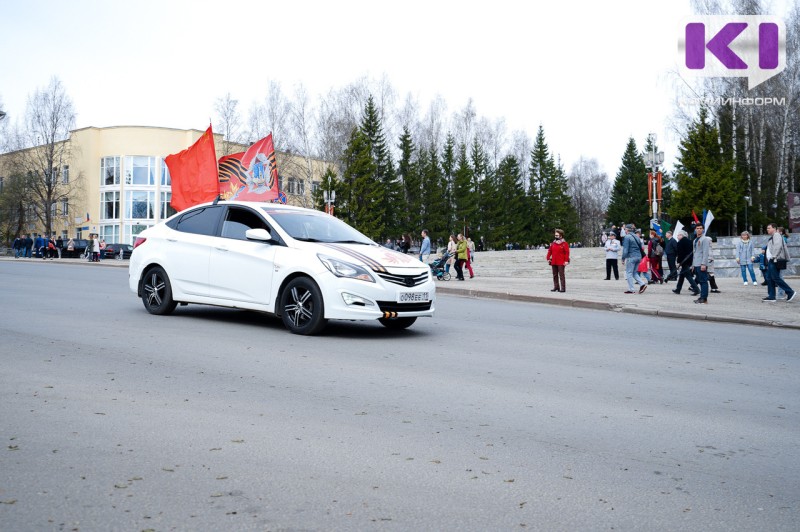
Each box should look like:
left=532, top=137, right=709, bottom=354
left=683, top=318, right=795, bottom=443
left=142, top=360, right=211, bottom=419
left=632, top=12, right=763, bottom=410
left=621, top=224, right=647, bottom=294
left=762, top=223, right=795, bottom=302
left=691, top=223, right=712, bottom=304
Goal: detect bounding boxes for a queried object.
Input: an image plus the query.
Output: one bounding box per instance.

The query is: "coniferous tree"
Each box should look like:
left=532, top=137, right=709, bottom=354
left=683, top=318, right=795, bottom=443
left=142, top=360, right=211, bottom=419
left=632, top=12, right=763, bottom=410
left=440, top=134, right=458, bottom=233
left=494, top=154, right=526, bottom=247
left=670, top=106, right=739, bottom=232
left=452, top=143, right=476, bottom=236
left=527, top=126, right=552, bottom=245
left=360, top=95, right=399, bottom=240
left=470, top=136, right=495, bottom=243
left=418, top=144, right=448, bottom=248
left=542, top=158, right=580, bottom=240
left=606, top=137, right=649, bottom=229
left=340, top=127, right=380, bottom=237
left=397, top=126, right=422, bottom=234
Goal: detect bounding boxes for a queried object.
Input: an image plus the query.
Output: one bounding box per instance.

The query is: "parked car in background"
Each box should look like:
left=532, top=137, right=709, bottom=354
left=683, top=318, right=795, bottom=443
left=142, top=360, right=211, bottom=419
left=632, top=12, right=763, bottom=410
left=103, top=242, right=133, bottom=259
left=62, top=239, right=89, bottom=258
left=129, top=200, right=436, bottom=335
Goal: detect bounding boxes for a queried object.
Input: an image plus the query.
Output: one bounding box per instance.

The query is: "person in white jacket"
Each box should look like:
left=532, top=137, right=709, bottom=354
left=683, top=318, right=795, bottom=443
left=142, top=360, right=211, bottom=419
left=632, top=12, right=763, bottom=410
left=604, top=232, right=621, bottom=280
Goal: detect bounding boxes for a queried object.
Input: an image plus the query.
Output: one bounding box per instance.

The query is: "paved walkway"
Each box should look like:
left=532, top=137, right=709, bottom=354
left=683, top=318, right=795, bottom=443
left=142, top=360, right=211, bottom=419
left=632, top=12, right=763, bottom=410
left=437, top=263, right=800, bottom=330
left=3, top=254, right=799, bottom=329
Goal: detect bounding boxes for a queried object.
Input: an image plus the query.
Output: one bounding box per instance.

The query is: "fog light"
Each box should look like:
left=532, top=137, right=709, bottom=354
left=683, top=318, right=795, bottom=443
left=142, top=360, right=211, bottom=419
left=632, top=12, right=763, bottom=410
left=342, top=292, right=374, bottom=307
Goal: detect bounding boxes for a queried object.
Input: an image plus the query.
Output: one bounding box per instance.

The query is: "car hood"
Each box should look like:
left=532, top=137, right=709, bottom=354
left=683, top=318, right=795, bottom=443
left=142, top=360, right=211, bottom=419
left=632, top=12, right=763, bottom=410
left=309, top=242, right=426, bottom=273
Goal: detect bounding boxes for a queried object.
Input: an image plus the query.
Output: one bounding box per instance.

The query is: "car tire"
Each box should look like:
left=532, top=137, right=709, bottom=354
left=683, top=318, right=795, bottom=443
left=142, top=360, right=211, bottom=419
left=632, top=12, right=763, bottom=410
left=280, top=277, right=327, bottom=335
left=378, top=317, right=417, bottom=330
left=141, top=266, right=178, bottom=315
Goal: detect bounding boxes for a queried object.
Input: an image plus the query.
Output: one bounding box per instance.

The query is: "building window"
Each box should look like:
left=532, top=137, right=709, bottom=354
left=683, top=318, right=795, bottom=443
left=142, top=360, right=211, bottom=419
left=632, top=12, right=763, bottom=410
left=124, top=223, right=150, bottom=245
left=125, top=156, right=157, bottom=186
left=161, top=158, right=171, bottom=186
left=102, top=191, right=120, bottom=220
left=312, top=180, right=320, bottom=194
left=287, top=177, right=304, bottom=196
left=101, top=157, right=120, bottom=186
left=161, top=191, right=176, bottom=220
left=100, top=225, right=120, bottom=243
left=61, top=198, right=69, bottom=216
left=125, top=190, right=155, bottom=219
left=62, top=165, right=69, bottom=184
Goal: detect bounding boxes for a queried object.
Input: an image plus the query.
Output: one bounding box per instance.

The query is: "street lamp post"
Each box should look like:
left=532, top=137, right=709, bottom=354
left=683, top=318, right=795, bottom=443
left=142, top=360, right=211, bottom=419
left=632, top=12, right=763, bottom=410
left=323, top=189, right=336, bottom=216
left=644, top=133, right=665, bottom=230
left=743, top=196, right=750, bottom=233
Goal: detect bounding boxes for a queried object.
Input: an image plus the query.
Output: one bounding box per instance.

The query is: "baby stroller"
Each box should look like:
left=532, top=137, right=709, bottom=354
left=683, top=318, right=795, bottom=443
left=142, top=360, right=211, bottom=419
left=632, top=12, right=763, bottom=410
left=429, top=252, right=451, bottom=281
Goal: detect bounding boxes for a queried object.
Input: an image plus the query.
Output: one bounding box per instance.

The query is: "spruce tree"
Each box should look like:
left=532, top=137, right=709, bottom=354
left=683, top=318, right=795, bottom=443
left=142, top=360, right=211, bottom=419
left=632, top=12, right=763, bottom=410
left=606, top=138, right=649, bottom=229
left=418, top=144, right=448, bottom=248
left=670, top=106, right=739, bottom=233
left=542, top=158, right=580, bottom=241
left=471, top=136, right=495, bottom=244
left=453, top=143, right=477, bottom=237
left=397, top=126, right=422, bottom=233
left=527, top=126, right=551, bottom=245
left=494, top=154, right=526, bottom=248
left=360, top=95, right=399, bottom=240
left=340, top=127, right=380, bottom=237
left=441, top=134, right=458, bottom=233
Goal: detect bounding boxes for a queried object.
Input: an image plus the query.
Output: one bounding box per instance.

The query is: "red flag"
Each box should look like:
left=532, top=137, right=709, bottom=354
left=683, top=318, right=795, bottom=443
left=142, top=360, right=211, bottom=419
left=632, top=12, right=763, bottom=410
left=166, top=126, right=219, bottom=211
left=691, top=210, right=700, bottom=224
left=233, top=133, right=279, bottom=201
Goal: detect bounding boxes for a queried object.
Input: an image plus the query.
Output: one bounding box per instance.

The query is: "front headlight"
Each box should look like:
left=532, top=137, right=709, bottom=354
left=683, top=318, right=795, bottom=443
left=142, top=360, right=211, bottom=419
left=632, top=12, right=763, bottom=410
left=318, top=254, right=375, bottom=282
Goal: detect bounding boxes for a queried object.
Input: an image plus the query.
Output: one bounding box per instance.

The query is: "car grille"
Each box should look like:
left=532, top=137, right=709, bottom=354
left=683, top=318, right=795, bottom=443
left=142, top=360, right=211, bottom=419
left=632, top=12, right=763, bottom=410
left=377, top=271, right=429, bottom=287
left=377, top=301, right=433, bottom=313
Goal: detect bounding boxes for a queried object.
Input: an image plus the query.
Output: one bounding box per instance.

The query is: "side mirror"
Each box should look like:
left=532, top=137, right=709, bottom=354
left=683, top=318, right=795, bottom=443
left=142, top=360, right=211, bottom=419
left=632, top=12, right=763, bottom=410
left=245, top=228, right=273, bottom=242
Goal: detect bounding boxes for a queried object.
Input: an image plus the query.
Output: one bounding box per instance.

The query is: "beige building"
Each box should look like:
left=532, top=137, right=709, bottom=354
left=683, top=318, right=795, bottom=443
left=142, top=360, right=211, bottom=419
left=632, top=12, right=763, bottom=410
left=0, top=125, right=330, bottom=244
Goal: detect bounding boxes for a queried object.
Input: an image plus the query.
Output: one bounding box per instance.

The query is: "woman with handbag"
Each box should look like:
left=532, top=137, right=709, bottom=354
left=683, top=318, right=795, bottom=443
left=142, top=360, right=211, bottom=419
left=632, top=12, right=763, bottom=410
left=763, top=223, right=795, bottom=302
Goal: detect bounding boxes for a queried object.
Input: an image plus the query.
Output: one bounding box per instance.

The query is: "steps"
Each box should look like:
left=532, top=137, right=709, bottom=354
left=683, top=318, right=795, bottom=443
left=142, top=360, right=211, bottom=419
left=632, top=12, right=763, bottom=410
left=458, top=234, right=798, bottom=280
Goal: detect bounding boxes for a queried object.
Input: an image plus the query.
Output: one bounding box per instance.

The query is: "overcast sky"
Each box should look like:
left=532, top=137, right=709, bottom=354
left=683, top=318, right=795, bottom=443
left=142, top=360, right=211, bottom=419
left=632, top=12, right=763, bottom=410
left=1, top=0, right=702, bottom=177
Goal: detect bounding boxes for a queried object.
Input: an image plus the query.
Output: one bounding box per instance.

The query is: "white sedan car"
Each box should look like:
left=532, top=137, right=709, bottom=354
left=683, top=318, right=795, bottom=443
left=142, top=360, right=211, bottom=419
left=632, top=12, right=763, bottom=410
left=128, top=200, right=435, bottom=335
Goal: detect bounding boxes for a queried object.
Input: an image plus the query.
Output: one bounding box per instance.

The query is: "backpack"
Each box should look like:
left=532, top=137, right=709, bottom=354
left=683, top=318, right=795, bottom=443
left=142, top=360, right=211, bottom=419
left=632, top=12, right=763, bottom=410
left=654, top=242, right=664, bottom=256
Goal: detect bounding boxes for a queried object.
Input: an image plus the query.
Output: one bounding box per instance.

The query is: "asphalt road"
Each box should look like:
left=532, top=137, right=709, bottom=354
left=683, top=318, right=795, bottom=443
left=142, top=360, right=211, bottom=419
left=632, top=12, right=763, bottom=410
left=1, top=261, right=798, bottom=531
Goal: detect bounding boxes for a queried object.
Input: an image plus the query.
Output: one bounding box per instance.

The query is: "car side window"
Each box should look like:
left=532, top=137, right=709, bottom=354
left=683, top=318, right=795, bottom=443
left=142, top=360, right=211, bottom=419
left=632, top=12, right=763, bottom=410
left=172, top=206, right=223, bottom=236
left=221, top=207, right=268, bottom=241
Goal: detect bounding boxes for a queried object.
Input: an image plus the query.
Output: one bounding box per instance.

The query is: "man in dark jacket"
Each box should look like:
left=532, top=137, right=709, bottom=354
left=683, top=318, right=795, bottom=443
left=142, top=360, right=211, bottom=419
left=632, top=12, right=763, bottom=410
left=672, top=230, right=699, bottom=295
left=664, top=231, right=678, bottom=281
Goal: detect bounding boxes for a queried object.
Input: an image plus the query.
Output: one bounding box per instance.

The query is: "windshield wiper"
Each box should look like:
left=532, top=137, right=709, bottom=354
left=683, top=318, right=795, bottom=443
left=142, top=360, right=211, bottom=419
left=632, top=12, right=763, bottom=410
left=333, top=239, right=370, bottom=245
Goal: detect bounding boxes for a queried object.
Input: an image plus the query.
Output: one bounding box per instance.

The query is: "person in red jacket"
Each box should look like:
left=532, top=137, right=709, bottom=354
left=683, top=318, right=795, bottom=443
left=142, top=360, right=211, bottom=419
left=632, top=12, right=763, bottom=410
left=546, top=228, right=570, bottom=292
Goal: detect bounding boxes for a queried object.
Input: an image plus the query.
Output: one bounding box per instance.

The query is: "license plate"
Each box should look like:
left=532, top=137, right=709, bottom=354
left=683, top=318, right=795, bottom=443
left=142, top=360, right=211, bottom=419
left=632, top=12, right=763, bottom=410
left=397, top=291, right=429, bottom=303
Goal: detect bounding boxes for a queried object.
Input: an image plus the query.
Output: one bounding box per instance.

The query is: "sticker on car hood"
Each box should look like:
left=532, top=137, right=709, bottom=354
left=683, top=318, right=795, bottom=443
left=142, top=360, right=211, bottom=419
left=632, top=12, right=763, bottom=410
left=321, top=243, right=423, bottom=273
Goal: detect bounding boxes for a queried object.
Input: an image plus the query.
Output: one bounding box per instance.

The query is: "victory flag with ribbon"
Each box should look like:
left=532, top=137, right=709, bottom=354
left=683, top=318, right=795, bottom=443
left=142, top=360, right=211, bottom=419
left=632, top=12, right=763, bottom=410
left=217, top=133, right=279, bottom=201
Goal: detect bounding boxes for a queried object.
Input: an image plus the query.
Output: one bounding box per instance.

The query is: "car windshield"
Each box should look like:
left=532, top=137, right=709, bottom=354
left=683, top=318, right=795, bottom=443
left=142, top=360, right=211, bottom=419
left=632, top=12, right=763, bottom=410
left=262, top=208, right=375, bottom=245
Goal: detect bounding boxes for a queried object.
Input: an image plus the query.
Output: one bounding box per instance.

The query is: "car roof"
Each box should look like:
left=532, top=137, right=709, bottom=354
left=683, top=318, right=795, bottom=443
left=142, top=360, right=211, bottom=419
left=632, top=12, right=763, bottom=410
left=188, top=200, right=322, bottom=216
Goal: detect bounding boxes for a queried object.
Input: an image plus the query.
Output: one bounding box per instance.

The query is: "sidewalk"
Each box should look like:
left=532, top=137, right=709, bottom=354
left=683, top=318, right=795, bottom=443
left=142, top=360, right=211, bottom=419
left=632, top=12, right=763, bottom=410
left=436, top=269, right=800, bottom=329
left=3, top=255, right=799, bottom=329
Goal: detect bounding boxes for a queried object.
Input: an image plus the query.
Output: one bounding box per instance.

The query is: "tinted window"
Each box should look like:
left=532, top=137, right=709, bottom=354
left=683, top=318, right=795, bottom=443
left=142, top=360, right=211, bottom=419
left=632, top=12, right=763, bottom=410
left=173, top=206, right=223, bottom=236
left=221, top=207, right=268, bottom=240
